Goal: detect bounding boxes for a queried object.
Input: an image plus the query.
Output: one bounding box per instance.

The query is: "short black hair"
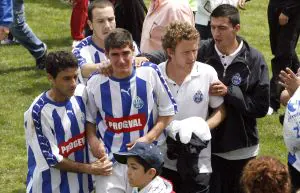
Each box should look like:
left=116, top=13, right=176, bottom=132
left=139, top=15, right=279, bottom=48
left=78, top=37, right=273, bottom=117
left=130, top=156, right=162, bottom=177
left=88, top=0, right=114, bottom=21
left=45, top=51, right=78, bottom=78
left=104, top=28, right=134, bottom=52
left=211, top=4, right=240, bottom=26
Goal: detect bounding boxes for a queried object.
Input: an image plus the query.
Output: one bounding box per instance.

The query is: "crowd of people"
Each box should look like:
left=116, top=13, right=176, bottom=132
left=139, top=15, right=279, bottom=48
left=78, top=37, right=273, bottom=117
left=1, top=0, right=300, bottom=193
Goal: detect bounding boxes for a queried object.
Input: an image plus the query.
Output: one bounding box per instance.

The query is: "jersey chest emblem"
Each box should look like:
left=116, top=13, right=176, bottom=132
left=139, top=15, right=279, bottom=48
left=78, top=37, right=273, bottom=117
left=133, top=96, right=144, bottom=109
left=231, top=73, right=242, bottom=86
left=193, top=90, right=203, bottom=104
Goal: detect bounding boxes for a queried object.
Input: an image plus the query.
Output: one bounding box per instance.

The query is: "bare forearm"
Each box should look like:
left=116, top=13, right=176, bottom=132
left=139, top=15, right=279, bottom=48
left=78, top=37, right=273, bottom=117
left=81, top=63, right=99, bottom=78
left=86, top=122, right=105, bottom=158
left=145, top=115, right=173, bottom=142
left=54, top=158, right=92, bottom=174
left=207, top=104, right=226, bottom=130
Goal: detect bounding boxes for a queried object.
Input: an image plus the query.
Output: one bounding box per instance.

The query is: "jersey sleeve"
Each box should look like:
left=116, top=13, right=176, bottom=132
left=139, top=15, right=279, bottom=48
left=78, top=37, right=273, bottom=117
left=86, top=78, right=98, bottom=124
left=72, top=44, right=94, bottom=67
left=25, top=104, right=64, bottom=168
left=144, top=63, right=177, bottom=116
left=208, top=66, right=224, bottom=108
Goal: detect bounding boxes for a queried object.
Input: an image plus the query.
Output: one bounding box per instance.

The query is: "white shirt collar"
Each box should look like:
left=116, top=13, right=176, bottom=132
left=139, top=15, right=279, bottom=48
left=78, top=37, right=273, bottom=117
left=214, top=40, right=243, bottom=67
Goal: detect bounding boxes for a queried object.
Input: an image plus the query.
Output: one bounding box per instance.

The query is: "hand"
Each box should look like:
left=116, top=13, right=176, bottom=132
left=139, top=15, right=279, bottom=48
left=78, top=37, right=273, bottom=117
left=279, top=13, right=289, bottom=26
left=279, top=67, right=300, bottom=96
left=134, top=57, right=149, bottom=67
left=0, top=26, right=9, bottom=41
left=238, top=0, right=247, bottom=10
left=90, top=155, right=113, bottom=176
left=209, top=81, right=228, bottom=96
left=97, top=60, right=113, bottom=77
left=126, top=136, right=151, bottom=149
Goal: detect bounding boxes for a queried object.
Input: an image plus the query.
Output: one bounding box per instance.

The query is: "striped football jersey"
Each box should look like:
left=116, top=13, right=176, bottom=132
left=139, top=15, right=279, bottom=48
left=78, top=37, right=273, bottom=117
left=72, top=36, right=140, bottom=84
left=24, top=84, right=93, bottom=193
left=86, top=62, right=177, bottom=161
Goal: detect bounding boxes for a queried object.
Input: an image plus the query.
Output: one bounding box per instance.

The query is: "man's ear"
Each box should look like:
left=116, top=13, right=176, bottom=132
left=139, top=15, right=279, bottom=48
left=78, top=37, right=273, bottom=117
left=87, top=20, right=93, bottom=31
left=166, top=48, right=174, bottom=59
left=233, top=24, right=240, bottom=33
left=47, top=73, right=54, bottom=85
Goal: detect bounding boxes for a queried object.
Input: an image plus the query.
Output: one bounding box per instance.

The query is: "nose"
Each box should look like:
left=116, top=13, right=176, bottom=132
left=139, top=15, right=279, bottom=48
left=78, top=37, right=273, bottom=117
left=104, top=20, right=112, bottom=30
left=187, top=51, right=196, bottom=62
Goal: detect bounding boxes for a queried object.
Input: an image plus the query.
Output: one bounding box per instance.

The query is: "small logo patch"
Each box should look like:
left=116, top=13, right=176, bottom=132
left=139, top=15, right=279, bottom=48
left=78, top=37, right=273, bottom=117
left=231, top=73, right=242, bottom=86
left=133, top=96, right=144, bottom=109
left=193, top=90, right=203, bottom=104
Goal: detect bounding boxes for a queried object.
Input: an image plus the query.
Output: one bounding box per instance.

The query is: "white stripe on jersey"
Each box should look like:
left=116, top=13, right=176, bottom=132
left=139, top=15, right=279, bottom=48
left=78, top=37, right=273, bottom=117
left=24, top=84, right=93, bottom=193
left=72, top=36, right=141, bottom=84
left=86, top=62, right=177, bottom=160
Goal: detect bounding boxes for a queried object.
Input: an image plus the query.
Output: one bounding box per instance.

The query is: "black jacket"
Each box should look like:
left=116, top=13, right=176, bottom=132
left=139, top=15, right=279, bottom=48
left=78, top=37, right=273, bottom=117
left=198, top=37, right=270, bottom=153
left=269, top=0, right=300, bottom=17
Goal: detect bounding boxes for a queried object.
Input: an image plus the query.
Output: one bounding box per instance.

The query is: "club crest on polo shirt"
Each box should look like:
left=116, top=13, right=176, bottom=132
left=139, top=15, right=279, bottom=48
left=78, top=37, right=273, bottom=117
left=133, top=96, right=144, bottom=109
left=231, top=73, right=242, bottom=86
left=193, top=90, right=203, bottom=104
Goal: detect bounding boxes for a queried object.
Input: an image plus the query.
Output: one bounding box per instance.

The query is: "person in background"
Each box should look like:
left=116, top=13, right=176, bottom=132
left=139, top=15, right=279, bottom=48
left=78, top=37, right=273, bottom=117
left=241, top=156, right=291, bottom=193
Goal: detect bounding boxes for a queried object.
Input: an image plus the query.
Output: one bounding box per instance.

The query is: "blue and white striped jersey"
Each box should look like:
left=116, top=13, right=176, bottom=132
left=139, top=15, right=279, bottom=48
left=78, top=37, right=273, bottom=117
left=283, top=87, right=300, bottom=172
left=24, top=84, right=93, bottom=193
left=72, top=36, right=140, bottom=84
left=86, top=62, right=177, bottom=161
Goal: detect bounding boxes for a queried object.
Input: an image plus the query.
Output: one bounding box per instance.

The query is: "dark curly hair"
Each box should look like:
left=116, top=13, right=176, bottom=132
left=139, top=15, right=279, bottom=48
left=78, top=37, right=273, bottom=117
left=241, top=156, right=291, bottom=193
left=45, top=51, right=78, bottom=78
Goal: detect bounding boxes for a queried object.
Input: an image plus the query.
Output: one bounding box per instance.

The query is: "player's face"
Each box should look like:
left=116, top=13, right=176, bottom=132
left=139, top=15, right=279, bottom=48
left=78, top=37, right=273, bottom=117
left=210, top=17, right=240, bottom=53
left=127, top=157, right=153, bottom=189
left=49, top=67, right=78, bottom=102
left=168, top=39, right=198, bottom=71
left=88, top=6, right=116, bottom=44
left=106, top=45, right=134, bottom=79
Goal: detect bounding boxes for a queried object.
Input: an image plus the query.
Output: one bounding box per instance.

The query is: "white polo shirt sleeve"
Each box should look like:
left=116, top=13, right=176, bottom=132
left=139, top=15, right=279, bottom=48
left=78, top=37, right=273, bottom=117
left=209, top=67, right=224, bottom=109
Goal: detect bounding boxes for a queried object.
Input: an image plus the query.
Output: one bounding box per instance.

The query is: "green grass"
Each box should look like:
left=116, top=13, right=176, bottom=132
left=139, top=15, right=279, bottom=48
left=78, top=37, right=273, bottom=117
left=0, top=0, right=298, bottom=192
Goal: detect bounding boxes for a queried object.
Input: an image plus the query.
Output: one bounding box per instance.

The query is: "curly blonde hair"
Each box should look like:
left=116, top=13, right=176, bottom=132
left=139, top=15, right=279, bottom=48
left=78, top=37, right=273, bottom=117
left=162, top=21, right=199, bottom=52
left=241, top=156, right=291, bottom=193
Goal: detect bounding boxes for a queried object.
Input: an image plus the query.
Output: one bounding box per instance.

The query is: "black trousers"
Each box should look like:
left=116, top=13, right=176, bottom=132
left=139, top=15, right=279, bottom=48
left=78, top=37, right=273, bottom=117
left=288, top=163, right=300, bottom=193
left=210, top=155, right=254, bottom=193
left=161, top=167, right=211, bottom=193
left=268, top=4, right=300, bottom=111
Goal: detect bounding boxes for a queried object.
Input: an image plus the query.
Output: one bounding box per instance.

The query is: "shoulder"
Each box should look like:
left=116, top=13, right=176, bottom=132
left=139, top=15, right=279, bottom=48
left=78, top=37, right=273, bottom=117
left=86, top=73, right=108, bottom=90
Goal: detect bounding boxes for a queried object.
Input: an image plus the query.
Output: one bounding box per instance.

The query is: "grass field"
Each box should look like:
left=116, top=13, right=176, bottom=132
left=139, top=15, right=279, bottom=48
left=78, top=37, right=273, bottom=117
left=0, top=0, right=298, bottom=192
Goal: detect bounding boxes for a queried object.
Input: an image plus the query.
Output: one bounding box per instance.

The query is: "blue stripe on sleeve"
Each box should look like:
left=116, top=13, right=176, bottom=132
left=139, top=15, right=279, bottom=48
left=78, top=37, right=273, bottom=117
left=136, top=77, right=148, bottom=137
left=32, top=95, right=58, bottom=167
left=101, top=81, right=114, bottom=153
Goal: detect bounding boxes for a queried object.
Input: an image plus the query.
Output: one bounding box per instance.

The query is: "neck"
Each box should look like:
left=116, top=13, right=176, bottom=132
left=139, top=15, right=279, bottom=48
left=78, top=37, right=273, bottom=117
left=92, top=35, right=105, bottom=50
left=49, top=89, right=69, bottom=103
left=112, top=70, right=133, bottom=80
left=166, top=60, right=192, bottom=85
left=218, top=38, right=239, bottom=56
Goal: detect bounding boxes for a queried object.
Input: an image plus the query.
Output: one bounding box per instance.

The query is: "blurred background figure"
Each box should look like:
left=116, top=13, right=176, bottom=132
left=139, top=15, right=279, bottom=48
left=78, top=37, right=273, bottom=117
left=241, top=156, right=291, bottom=193
left=140, top=0, right=194, bottom=53
left=267, top=0, right=300, bottom=115
left=70, top=0, right=89, bottom=48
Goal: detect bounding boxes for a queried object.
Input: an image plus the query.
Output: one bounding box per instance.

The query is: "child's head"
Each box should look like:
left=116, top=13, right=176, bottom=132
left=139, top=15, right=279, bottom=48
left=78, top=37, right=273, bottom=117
left=113, top=142, right=164, bottom=189
left=241, top=156, right=291, bottom=193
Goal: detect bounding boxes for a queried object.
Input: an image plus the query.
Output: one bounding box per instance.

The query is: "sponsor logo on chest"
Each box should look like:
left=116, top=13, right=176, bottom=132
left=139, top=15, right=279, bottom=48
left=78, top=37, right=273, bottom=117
left=59, top=132, right=85, bottom=157
left=105, top=114, right=147, bottom=133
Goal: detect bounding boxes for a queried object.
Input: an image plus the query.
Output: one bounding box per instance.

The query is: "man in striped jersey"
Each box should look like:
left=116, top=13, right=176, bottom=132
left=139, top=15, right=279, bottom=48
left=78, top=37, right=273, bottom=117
left=24, top=51, right=112, bottom=193
left=72, top=0, right=140, bottom=84
left=85, top=28, right=177, bottom=193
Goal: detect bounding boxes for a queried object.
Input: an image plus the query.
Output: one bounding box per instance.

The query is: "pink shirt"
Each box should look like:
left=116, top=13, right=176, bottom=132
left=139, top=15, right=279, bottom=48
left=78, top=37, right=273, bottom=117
left=140, top=0, right=194, bottom=53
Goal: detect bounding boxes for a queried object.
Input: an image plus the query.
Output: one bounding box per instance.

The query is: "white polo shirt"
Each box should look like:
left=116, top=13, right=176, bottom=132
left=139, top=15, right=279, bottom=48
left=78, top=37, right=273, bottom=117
left=159, top=61, right=224, bottom=173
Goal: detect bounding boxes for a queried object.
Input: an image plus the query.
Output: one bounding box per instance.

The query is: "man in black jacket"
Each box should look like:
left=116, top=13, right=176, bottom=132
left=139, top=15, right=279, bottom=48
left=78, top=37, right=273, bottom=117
left=197, top=4, right=269, bottom=193
left=268, top=0, right=300, bottom=114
